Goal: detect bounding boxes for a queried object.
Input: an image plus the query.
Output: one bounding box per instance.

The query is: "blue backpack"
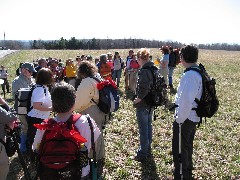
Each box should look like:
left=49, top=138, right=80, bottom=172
left=91, top=77, right=119, bottom=114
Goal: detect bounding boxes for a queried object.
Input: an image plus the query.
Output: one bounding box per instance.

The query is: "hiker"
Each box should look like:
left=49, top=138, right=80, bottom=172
left=74, top=61, right=106, bottom=176
left=112, top=51, right=123, bottom=87
left=168, top=46, right=176, bottom=88
left=133, top=48, right=154, bottom=161
left=33, top=82, right=100, bottom=179
left=129, top=54, right=140, bottom=93
left=0, top=96, right=17, bottom=180
left=26, top=68, right=53, bottom=150
left=49, top=59, right=63, bottom=83
left=34, top=58, right=48, bottom=78
left=125, top=49, right=134, bottom=90
left=0, top=65, right=11, bottom=94
left=86, top=55, right=93, bottom=62
left=98, top=54, right=112, bottom=80
left=64, top=58, right=77, bottom=88
left=16, top=62, right=23, bottom=76
left=107, top=52, right=114, bottom=75
left=12, top=62, right=36, bottom=153
left=172, top=45, right=202, bottom=179
left=158, top=46, right=169, bottom=85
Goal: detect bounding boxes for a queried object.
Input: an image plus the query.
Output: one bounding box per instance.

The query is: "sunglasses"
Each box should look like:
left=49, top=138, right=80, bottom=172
left=25, top=69, right=33, bottom=74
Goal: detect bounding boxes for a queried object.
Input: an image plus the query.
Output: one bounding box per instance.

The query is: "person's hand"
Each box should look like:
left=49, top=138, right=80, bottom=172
left=134, top=97, right=142, bottom=104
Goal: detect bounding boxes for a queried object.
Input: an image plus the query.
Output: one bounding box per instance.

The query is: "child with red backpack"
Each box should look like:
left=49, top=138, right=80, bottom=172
left=32, top=82, right=101, bottom=179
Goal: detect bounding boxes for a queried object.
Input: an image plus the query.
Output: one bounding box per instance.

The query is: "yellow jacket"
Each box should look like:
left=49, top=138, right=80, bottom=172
left=65, top=65, right=77, bottom=78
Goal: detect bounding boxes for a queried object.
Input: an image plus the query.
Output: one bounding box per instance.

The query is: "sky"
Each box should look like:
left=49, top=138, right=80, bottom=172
left=0, top=0, right=240, bottom=44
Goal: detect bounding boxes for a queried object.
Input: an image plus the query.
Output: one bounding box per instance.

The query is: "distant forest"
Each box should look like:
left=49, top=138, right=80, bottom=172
left=1, top=37, right=240, bottom=51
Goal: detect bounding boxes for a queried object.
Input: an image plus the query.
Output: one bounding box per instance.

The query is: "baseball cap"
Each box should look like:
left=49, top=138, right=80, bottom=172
left=21, top=62, right=37, bottom=73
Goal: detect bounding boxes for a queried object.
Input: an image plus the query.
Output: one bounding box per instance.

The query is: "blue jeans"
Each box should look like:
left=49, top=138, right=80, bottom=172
left=168, top=67, right=175, bottom=85
left=112, top=69, right=122, bottom=87
left=136, top=106, right=153, bottom=157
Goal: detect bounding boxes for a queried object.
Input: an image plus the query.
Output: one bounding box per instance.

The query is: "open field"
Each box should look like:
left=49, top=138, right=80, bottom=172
left=1, top=49, right=240, bottom=179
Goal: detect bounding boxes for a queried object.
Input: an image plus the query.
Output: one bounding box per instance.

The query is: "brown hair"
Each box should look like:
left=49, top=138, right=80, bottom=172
left=51, top=82, right=76, bottom=113
left=78, top=60, right=98, bottom=78
left=36, top=68, right=53, bottom=85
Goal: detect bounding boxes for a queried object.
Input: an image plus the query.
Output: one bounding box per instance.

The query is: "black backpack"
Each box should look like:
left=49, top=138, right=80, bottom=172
left=184, top=63, right=219, bottom=125
left=142, top=66, right=168, bottom=107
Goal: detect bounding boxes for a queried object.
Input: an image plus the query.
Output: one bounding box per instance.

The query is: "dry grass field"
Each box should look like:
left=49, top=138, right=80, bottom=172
left=1, top=49, right=239, bottom=179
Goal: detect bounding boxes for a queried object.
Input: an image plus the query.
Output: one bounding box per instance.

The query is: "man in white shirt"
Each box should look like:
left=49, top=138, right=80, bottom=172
left=172, top=45, right=202, bottom=180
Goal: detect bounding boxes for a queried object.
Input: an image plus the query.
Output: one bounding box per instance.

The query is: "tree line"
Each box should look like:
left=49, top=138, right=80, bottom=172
left=1, top=37, right=240, bottom=51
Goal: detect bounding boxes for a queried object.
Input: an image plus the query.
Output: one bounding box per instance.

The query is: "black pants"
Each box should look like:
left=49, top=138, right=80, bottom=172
left=1, top=78, right=10, bottom=92
left=26, top=116, right=43, bottom=149
left=172, top=119, right=198, bottom=180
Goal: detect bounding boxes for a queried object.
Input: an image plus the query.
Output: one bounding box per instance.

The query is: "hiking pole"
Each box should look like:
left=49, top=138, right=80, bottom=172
left=10, top=128, right=32, bottom=180
left=179, top=123, right=183, bottom=180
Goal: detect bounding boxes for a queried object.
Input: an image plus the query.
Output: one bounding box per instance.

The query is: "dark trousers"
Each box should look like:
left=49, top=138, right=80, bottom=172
left=26, top=116, right=43, bottom=149
left=1, top=78, right=10, bottom=92
left=172, top=119, right=198, bottom=180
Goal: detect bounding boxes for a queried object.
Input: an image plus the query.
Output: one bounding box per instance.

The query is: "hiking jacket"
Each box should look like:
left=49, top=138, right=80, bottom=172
left=135, top=61, right=154, bottom=108
left=12, top=73, right=35, bottom=98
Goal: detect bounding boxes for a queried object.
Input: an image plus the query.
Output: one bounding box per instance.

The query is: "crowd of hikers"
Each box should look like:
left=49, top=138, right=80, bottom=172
left=0, top=45, right=218, bottom=180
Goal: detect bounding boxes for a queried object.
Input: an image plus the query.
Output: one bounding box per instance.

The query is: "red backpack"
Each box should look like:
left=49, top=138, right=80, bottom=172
left=34, top=114, right=88, bottom=180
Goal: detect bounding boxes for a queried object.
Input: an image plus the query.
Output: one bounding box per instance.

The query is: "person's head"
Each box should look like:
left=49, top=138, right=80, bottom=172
left=81, top=55, right=86, bottom=61
left=78, top=60, right=98, bottom=79
left=100, top=54, right=107, bottom=63
left=51, top=82, right=76, bottom=113
left=76, top=55, right=81, bottom=62
left=86, top=55, right=93, bottom=61
left=180, top=45, right=199, bottom=64
left=38, top=58, right=47, bottom=68
left=95, top=58, right=100, bottom=64
left=160, top=46, right=169, bottom=54
left=137, top=48, right=150, bottom=67
left=50, top=59, right=58, bottom=68
left=129, top=49, right=134, bottom=57
left=132, top=53, right=137, bottom=61
left=66, top=58, right=73, bottom=66
left=169, top=46, right=173, bottom=52
left=107, top=52, right=113, bottom=60
left=21, top=62, right=37, bottom=78
left=36, top=68, right=53, bottom=85
left=114, top=52, right=120, bottom=60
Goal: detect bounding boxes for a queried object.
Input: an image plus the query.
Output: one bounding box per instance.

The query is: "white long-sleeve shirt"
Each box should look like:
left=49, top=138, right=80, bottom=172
left=174, top=69, right=202, bottom=124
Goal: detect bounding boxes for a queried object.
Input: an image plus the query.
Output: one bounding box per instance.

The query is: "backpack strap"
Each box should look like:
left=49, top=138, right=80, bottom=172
left=184, top=65, right=205, bottom=127
left=28, top=84, right=47, bottom=112
left=67, top=113, right=82, bottom=124
left=90, top=76, right=100, bottom=106
left=91, top=76, right=101, bottom=83
left=184, top=66, right=204, bottom=105
left=86, top=115, right=96, bottom=163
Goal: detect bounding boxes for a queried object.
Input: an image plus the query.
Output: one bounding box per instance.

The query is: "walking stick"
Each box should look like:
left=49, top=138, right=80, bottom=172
left=179, top=123, right=183, bottom=180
